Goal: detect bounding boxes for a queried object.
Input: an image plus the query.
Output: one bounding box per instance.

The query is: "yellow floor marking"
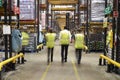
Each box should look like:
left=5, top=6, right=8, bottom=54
left=40, top=63, right=51, bottom=80
left=71, top=59, right=80, bottom=80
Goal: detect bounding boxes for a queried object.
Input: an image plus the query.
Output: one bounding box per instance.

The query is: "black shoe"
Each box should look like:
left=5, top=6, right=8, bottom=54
left=17, top=61, right=20, bottom=63
left=61, top=59, right=64, bottom=63
left=51, top=60, right=53, bottom=62
left=78, top=61, right=80, bottom=64
left=65, top=59, right=67, bottom=62
left=24, top=60, right=27, bottom=62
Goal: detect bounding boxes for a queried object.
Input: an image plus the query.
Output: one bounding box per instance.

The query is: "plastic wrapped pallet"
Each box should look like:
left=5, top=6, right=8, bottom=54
left=91, top=0, right=105, bottom=21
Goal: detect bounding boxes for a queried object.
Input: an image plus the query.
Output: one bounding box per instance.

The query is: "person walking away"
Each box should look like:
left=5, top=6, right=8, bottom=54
left=74, top=29, right=87, bottom=64
left=71, top=30, right=75, bottom=43
left=106, top=23, right=113, bottom=58
left=106, top=23, right=115, bottom=71
left=12, top=29, right=22, bottom=64
left=21, top=31, right=30, bottom=63
left=45, top=28, right=56, bottom=64
left=59, top=26, right=71, bottom=63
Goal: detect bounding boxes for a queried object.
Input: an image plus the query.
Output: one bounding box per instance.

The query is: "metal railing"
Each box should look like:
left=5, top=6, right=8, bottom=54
left=0, top=53, right=24, bottom=80
left=37, top=44, right=43, bottom=52
left=99, top=54, right=120, bottom=72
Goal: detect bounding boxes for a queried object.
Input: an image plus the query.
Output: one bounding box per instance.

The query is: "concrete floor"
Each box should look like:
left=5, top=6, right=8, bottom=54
left=3, top=41, right=120, bottom=80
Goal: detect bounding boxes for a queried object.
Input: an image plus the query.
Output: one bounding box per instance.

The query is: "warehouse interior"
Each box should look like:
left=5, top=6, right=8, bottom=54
left=0, top=0, right=120, bottom=80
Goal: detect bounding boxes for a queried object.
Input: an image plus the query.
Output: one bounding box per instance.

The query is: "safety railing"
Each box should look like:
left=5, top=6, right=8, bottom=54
left=0, top=53, right=24, bottom=80
left=99, top=54, right=120, bottom=72
left=37, top=44, right=43, bottom=52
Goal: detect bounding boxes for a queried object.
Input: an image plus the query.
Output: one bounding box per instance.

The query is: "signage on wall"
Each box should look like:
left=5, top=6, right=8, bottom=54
left=113, top=11, right=118, bottom=18
left=103, top=17, right=108, bottom=28
left=20, top=0, right=35, bottom=20
left=104, top=5, right=112, bottom=15
left=0, top=0, right=2, bottom=7
left=3, top=25, right=11, bottom=35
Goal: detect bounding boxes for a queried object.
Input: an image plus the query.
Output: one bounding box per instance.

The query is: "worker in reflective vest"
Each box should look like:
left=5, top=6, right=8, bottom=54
left=107, top=30, right=113, bottom=49
left=22, top=32, right=30, bottom=46
left=74, top=29, right=87, bottom=64
left=59, top=26, right=71, bottom=63
left=106, top=23, right=113, bottom=58
left=45, top=28, right=56, bottom=64
left=21, top=31, right=30, bottom=62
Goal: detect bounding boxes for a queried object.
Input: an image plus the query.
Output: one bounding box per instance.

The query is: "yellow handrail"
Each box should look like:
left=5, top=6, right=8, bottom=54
left=37, top=44, right=43, bottom=49
left=100, top=54, right=120, bottom=68
left=0, top=53, right=24, bottom=71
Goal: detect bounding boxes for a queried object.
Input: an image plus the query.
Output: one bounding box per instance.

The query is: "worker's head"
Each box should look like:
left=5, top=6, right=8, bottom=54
left=64, top=26, right=68, bottom=30
left=49, top=28, right=53, bottom=33
left=108, top=23, right=112, bottom=30
left=77, top=28, right=82, bottom=33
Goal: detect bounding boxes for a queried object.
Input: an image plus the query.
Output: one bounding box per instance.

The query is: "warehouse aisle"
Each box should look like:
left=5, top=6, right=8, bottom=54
left=3, top=41, right=120, bottom=80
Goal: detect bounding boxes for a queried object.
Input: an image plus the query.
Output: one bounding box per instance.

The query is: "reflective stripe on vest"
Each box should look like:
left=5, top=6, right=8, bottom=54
left=75, top=34, right=84, bottom=49
left=22, top=32, right=29, bottom=46
left=46, top=33, right=56, bottom=48
left=60, top=32, right=69, bottom=45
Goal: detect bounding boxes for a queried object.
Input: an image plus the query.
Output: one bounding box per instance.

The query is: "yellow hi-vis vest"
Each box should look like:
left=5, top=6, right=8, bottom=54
left=22, top=32, right=29, bottom=46
left=75, top=34, right=84, bottom=49
left=46, top=33, right=56, bottom=48
left=106, top=30, right=113, bottom=48
left=60, top=32, right=69, bottom=45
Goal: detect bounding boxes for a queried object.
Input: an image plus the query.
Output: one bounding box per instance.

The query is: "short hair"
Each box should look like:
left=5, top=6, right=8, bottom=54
left=64, top=26, right=68, bottom=30
left=49, top=28, right=53, bottom=33
left=77, top=29, right=82, bottom=32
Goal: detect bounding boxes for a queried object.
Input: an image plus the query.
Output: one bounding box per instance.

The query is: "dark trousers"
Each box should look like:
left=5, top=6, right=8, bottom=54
left=47, top=47, right=54, bottom=63
left=61, top=45, right=69, bottom=62
left=18, top=47, right=25, bottom=64
left=75, top=49, right=82, bottom=64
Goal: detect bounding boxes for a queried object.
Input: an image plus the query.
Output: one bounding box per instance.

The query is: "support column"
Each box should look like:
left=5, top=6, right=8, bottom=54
left=103, top=0, right=107, bottom=65
left=37, top=0, right=40, bottom=45
left=4, top=0, right=8, bottom=60
left=35, top=0, right=37, bottom=32
left=74, top=5, right=75, bottom=28
left=46, top=0, right=49, bottom=31
left=51, top=5, right=52, bottom=28
left=17, top=0, right=21, bottom=64
left=86, top=0, right=89, bottom=53
left=17, top=0, right=20, bottom=28
left=8, top=0, right=12, bottom=58
left=77, top=0, right=80, bottom=26
left=115, top=0, right=120, bottom=73
left=66, top=13, right=70, bottom=30
left=8, top=0, right=14, bottom=70
left=112, top=0, right=117, bottom=61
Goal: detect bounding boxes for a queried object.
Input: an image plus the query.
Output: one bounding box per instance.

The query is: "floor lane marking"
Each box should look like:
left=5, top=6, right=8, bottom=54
left=40, top=63, right=51, bottom=80
left=71, top=59, right=80, bottom=80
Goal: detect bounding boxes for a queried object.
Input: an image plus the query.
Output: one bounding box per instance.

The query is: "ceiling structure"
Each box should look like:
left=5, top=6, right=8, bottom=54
left=40, top=0, right=105, bottom=31
left=44, top=0, right=87, bottom=30
left=0, top=0, right=88, bottom=31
